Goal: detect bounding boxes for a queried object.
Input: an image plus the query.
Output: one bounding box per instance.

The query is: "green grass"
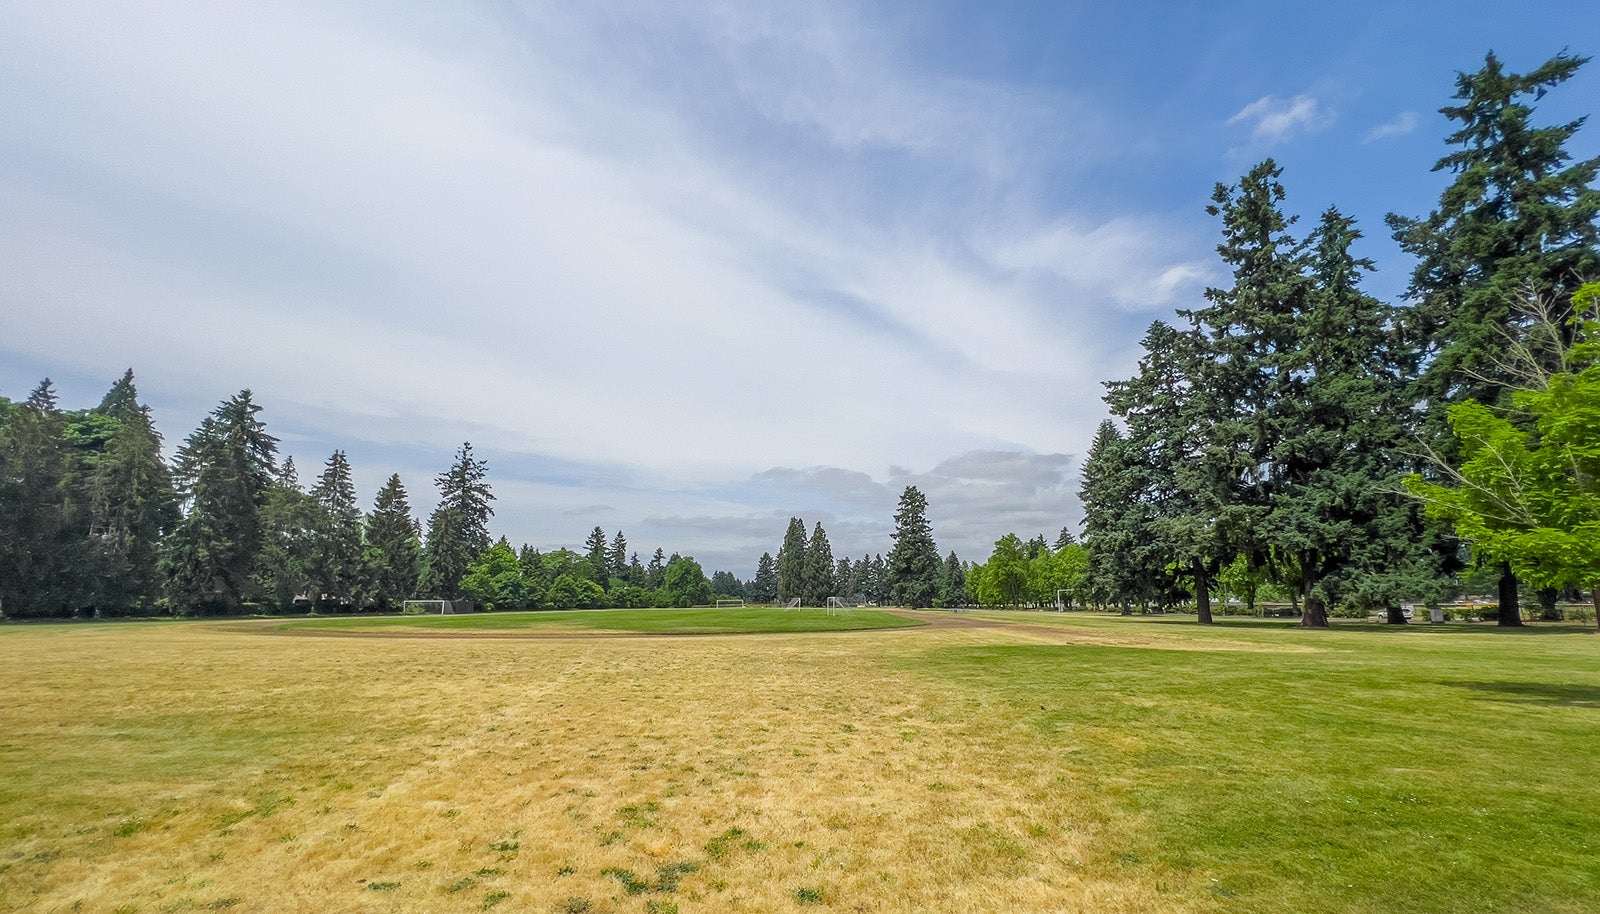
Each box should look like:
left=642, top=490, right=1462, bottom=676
left=902, top=614, right=1600, bottom=913
left=276, top=606, right=923, bottom=635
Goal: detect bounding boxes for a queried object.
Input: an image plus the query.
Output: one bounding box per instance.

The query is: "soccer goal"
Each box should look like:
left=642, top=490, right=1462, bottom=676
left=402, top=599, right=475, bottom=615
left=825, top=597, right=856, bottom=616
left=782, top=598, right=802, bottom=611
left=715, top=598, right=746, bottom=609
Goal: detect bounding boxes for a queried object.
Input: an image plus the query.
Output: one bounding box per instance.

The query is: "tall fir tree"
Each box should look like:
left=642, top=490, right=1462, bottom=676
left=886, top=486, right=940, bottom=608
left=775, top=517, right=808, bottom=603
left=608, top=530, right=629, bottom=581
left=256, top=458, right=320, bottom=611
left=0, top=380, right=76, bottom=617
left=802, top=521, right=835, bottom=605
left=163, top=390, right=278, bottom=614
left=85, top=371, right=177, bottom=614
left=750, top=551, right=778, bottom=602
left=1388, top=51, right=1600, bottom=625
left=364, top=473, right=421, bottom=611
left=584, top=526, right=610, bottom=587
left=420, top=442, right=494, bottom=600
left=308, top=450, right=365, bottom=608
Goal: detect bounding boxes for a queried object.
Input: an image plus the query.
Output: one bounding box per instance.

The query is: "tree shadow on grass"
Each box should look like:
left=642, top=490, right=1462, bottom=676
left=1443, top=681, right=1600, bottom=708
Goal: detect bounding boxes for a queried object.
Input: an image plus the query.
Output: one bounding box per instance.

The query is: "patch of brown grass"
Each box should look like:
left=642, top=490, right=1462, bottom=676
left=0, top=622, right=1202, bottom=913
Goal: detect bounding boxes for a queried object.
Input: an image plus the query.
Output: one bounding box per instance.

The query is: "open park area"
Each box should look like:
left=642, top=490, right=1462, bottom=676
left=2, top=609, right=1597, bottom=913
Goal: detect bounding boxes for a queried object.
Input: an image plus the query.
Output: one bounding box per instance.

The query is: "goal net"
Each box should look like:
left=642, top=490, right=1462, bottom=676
left=402, top=600, right=475, bottom=615
left=825, top=597, right=856, bottom=616
left=715, top=598, right=746, bottom=609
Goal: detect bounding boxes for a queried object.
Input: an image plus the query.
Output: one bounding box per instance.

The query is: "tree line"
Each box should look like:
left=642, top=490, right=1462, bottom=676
left=1074, top=51, right=1599, bottom=627
left=0, top=380, right=970, bottom=616
left=0, top=380, right=754, bottom=617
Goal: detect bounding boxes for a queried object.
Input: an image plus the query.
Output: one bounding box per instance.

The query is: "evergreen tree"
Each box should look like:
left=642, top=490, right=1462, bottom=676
left=1053, top=527, right=1076, bottom=550
left=870, top=554, right=889, bottom=603
left=834, top=557, right=852, bottom=598
left=0, top=380, right=76, bottom=617
left=776, top=517, right=808, bottom=603
left=803, top=521, right=835, bottom=604
left=608, top=530, right=629, bottom=581
left=163, top=390, right=278, bottom=614
left=646, top=548, right=666, bottom=589
left=420, top=442, right=494, bottom=600
left=938, top=550, right=966, bottom=607
left=1079, top=420, right=1147, bottom=611
left=364, top=473, right=421, bottom=611
left=85, top=371, right=177, bottom=614
left=628, top=551, right=645, bottom=587
left=256, top=458, right=320, bottom=612
left=518, top=544, right=550, bottom=606
left=1388, top=51, right=1600, bottom=625
left=308, top=450, right=364, bottom=608
left=750, top=552, right=778, bottom=602
left=584, top=526, right=610, bottom=587
left=1264, top=208, right=1430, bottom=626
left=886, top=486, right=940, bottom=608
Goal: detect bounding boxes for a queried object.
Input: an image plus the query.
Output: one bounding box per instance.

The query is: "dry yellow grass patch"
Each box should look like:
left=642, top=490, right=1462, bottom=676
left=0, top=622, right=1201, bottom=913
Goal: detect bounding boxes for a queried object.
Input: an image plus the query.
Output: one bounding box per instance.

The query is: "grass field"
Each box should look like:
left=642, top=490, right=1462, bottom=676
left=1, top=611, right=1596, bottom=913
left=275, top=605, right=923, bottom=635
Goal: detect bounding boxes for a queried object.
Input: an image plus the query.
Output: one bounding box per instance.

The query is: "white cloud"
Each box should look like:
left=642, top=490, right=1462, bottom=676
left=1363, top=111, right=1419, bottom=143
left=1227, top=94, right=1330, bottom=144
left=0, top=1, right=1204, bottom=564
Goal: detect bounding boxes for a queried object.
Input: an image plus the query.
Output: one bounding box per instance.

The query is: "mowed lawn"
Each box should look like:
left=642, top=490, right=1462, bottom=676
left=276, top=605, right=923, bottom=635
left=0, top=614, right=1596, bottom=913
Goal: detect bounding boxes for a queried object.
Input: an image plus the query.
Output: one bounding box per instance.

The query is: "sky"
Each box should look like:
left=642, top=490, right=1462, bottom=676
left=4, top=1, right=1598, bottom=578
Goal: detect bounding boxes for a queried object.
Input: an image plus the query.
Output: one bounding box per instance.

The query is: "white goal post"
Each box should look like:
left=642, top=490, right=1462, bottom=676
left=825, top=597, right=856, bottom=616
left=715, top=598, right=746, bottom=609
left=402, top=599, right=475, bottom=615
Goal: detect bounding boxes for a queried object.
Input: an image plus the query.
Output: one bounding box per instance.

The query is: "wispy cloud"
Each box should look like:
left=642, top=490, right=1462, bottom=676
left=0, top=2, right=1208, bottom=571
left=1227, top=94, right=1330, bottom=144
left=1363, top=111, right=1419, bottom=143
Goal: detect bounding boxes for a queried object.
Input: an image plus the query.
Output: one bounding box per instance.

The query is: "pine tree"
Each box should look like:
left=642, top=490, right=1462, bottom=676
left=803, top=521, right=835, bottom=604
left=775, top=517, right=808, bottom=603
left=308, top=450, right=364, bottom=608
left=750, top=552, right=778, bottom=602
left=1079, top=420, right=1145, bottom=611
left=164, top=390, right=278, bottom=614
left=646, top=548, right=666, bottom=589
left=420, top=442, right=494, bottom=600
left=85, top=371, right=177, bottom=614
left=583, top=526, right=610, bottom=587
left=365, top=474, right=421, bottom=610
left=886, top=486, right=940, bottom=608
left=1053, top=527, right=1076, bottom=550
left=1388, top=51, right=1600, bottom=625
left=939, top=551, right=966, bottom=607
left=256, top=458, right=319, bottom=611
left=0, top=380, right=76, bottom=617
left=608, top=530, right=629, bottom=581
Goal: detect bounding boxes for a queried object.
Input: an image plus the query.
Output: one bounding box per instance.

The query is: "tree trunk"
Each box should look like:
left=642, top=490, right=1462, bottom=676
left=1385, top=605, right=1408, bottom=624
left=1497, top=563, right=1524, bottom=627
left=1301, top=594, right=1329, bottom=628
left=1592, top=590, right=1599, bottom=632
left=1299, top=567, right=1328, bottom=628
left=1194, top=561, right=1214, bottom=625
left=1537, top=587, right=1562, bottom=621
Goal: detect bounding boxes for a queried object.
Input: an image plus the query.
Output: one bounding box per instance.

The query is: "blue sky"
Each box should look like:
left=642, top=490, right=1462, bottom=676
left=3, top=2, right=1598, bottom=577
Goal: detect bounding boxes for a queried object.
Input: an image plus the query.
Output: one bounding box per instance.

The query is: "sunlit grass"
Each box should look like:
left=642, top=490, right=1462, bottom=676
left=275, top=605, right=923, bottom=634
left=1, top=613, right=1595, bottom=912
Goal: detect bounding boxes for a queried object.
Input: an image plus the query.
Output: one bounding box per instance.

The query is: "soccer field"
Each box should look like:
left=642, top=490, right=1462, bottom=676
left=2, top=612, right=1596, bottom=913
